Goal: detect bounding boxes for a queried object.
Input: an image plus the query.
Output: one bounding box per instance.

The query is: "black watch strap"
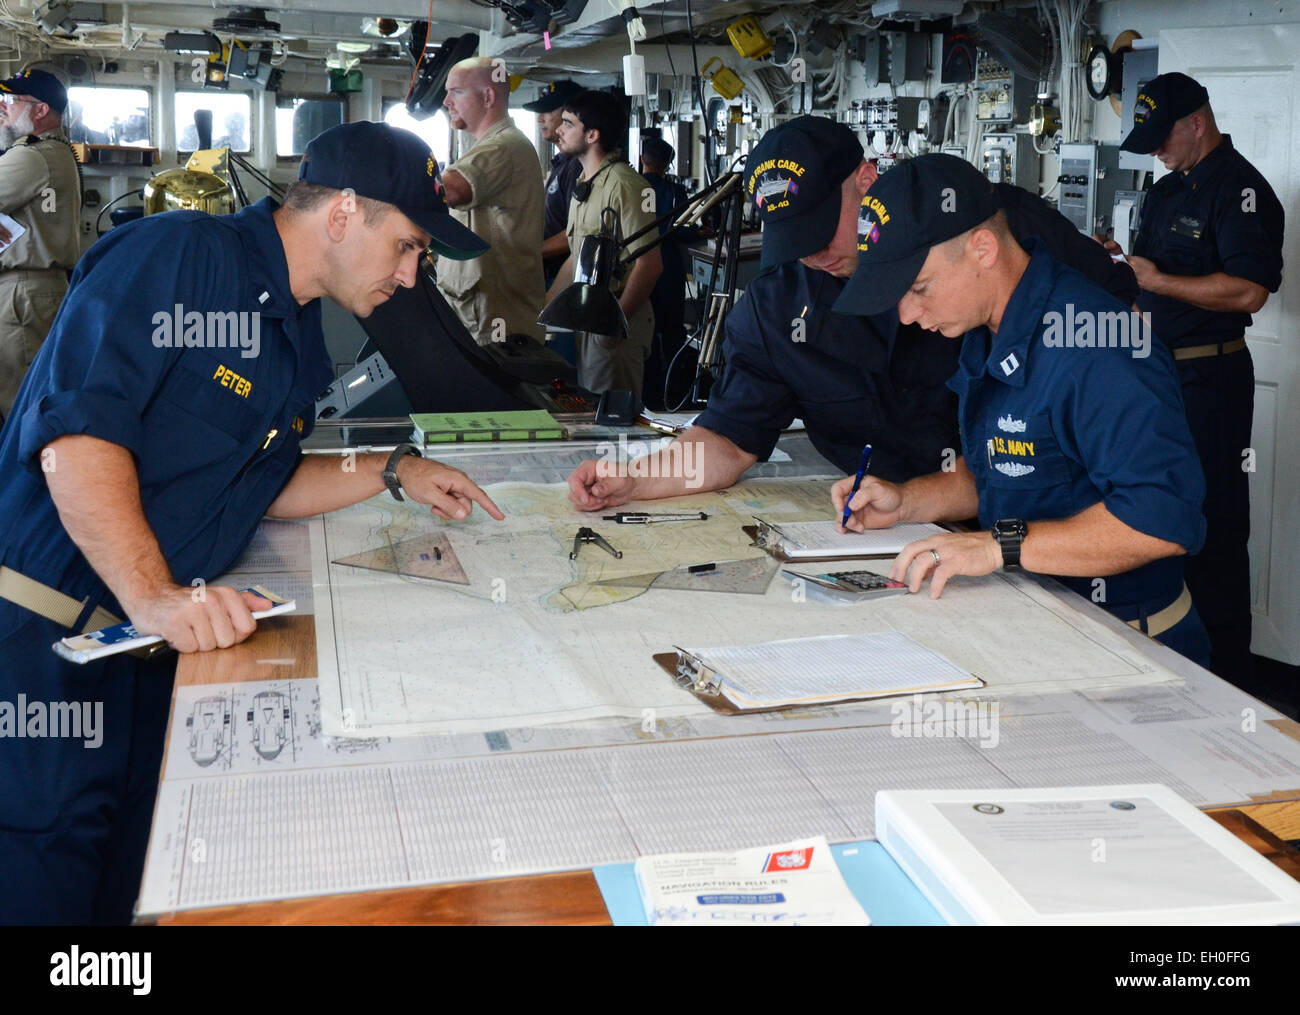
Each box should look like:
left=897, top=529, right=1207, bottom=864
left=993, top=518, right=1027, bottom=569
left=383, top=444, right=421, bottom=502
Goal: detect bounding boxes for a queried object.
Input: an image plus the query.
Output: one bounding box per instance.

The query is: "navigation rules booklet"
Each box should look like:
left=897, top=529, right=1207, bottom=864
left=673, top=631, right=984, bottom=710
left=753, top=517, right=947, bottom=560
left=875, top=784, right=1300, bottom=925
left=634, top=836, right=871, bottom=925
left=410, top=410, right=566, bottom=444
left=52, top=587, right=295, bottom=664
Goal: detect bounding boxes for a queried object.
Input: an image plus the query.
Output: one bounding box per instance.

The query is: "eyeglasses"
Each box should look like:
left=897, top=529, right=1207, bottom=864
left=0, top=95, right=37, bottom=106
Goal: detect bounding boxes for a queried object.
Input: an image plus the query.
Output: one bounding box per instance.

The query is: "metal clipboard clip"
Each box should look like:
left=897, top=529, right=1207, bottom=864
left=751, top=516, right=791, bottom=552
left=672, top=646, right=723, bottom=696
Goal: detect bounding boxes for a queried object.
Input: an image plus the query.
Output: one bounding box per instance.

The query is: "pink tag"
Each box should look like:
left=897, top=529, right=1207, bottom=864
left=543, top=30, right=552, bottom=49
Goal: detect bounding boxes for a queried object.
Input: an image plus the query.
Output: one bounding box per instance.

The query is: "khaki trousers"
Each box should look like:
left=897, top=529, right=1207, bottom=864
left=576, top=301, right=654, bottom=398
left=0, top=268, right=67, bottom=417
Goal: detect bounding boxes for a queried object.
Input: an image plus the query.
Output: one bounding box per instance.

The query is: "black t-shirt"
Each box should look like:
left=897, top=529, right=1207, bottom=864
left=1133, top=135, right=1284, bottom=347
left=696, top=261, right=960, bottom=481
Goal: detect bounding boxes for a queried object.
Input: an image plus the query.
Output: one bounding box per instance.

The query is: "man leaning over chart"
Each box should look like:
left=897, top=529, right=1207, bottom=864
left=830, top=155, right=1211, bottom=668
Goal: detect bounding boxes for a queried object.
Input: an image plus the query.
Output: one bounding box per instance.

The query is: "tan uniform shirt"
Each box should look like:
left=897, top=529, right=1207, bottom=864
left=565, top=155, right=657, bottom=396
left=436, top=118, right=545, bottom=344
left=0, top=127, right=82, bottom=271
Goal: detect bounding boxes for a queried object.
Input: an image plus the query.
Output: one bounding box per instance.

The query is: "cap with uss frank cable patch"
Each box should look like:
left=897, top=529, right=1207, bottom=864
left=745, top=116, right=867, bottom=269
left=1119, top=72, right=1211, bottom=154
left=833, top=153, right=1000, bottom=317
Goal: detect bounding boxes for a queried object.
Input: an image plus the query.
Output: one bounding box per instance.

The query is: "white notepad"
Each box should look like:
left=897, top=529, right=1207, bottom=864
left=0, top=213, right=26, bottom=254
left=876, top=784, right=1300, bottom=925
left=754, top=517, right=947, bottom=559
left=675, top=631, right=984, bottom=709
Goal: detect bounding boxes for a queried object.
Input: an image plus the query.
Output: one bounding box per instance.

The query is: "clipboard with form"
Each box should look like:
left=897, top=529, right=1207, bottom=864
left=663, top=631, right=985, bottom=712
left=750, top=516, right=948, bottom=561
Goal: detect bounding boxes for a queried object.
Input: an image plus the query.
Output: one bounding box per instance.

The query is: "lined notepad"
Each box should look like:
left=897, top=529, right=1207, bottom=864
left=676, top=631, right=983, bottom=709
left=755, top=518, right=947, bottom=559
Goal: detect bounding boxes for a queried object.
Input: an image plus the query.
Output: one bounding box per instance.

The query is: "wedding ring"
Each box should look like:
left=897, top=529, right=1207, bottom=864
left=929, top=549, right=942, bottom=566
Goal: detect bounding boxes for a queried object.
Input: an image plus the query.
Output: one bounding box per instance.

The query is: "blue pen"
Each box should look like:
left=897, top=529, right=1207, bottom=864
left=840, top=443, right=873, bottom=530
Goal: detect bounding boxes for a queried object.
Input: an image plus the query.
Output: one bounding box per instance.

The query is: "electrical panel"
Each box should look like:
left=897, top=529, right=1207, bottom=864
left=973, top=51, right=1033, bottom=124
left=1057, top=141, right=1124, bottom=235
left=863, top=30, right=927, bottom=86
left=981, top=133, right=1036, bottom=190
left=1118, top=47, right=1160, bottom=171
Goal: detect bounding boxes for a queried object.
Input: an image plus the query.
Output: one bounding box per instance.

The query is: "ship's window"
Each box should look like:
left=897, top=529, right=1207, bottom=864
left=175, top=91, right=251, bottom=153
left=66, top=86, right=152, bottom=147
left=382, top=102, right=450, bottom=168
left=276, top=96, right=345, bottom=156
left=509, top=108, right=539, bottom=154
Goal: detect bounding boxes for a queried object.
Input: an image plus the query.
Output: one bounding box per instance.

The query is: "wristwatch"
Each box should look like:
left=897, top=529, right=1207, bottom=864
left=382, top=444, right=422, bottom=502
left=992, top=518, right=1028, bottom=569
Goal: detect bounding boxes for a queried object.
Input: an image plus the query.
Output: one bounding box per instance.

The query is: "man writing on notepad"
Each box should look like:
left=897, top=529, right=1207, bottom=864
left=0, top=122, right=504, bottom=925
left=831, top=155, right=1210, bottom=666
left=566, top=116, right=1136, bottom=512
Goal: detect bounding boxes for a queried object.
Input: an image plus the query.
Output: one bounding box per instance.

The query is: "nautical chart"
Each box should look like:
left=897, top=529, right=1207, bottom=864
left=313, top=478, right=1181, bottom=737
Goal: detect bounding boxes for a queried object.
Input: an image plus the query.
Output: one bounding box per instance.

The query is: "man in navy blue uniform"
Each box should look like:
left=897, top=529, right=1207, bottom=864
left=833, top=154, right=1210, bottom=664
left=567, top=116, right=1137, bottom=510
left=526, top=80, right=584, bottom=288
left=0, top=121, right=505, bottom=925
left=1107, top=73, right=1284, bottom=685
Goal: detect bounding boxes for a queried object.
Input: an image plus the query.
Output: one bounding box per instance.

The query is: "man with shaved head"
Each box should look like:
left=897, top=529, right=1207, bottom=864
left=437, top=56, right=545, bottom=345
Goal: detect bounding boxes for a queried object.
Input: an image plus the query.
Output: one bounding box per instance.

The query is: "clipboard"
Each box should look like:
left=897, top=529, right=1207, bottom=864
left=744, top=517, right=953, bottom=563
left=652, top=649, right=987, bottom=716
left=743, top=519, right=896, bottom=564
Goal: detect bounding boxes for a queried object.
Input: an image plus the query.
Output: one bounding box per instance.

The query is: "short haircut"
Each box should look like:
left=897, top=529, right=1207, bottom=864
left=640, top=137, right=675, bottom=171
left=563, top=90, right=627, bottom=157
left=281, top=180, right=391, bottom=225
left=942, top=208, right=1012, bottom=261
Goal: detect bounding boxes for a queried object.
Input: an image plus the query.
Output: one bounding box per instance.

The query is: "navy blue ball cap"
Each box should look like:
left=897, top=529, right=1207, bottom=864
left=523, top=79, right=582, bottom=113
left=0, top=68, right=67, bottom=114
left=833, top=153, right=1000, bottom=317
left=745, top=116, right=866, bottom=269
left=1119, top=72, right=1211, bottom=154
left=298, top=121, right=488, bottom=261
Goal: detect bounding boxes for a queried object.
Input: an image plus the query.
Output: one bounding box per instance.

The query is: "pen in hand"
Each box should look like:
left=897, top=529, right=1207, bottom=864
left=840, top=443, right=873, bottom=530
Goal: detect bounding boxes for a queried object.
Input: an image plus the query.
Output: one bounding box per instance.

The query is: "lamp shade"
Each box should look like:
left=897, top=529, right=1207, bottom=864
left=537, top=227, right=629, bottom=338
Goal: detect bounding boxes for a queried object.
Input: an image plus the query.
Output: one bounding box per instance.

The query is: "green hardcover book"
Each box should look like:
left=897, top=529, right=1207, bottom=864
left=409, top=410, right=567, bottom=444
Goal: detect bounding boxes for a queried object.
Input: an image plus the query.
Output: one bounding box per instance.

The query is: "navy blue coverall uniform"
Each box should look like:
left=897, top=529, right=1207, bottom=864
left=0, top=197, right=331, bottom=924
left=1133, top=135, right=1284, bottom=683
left=951, top=242, right=1211, bottom=664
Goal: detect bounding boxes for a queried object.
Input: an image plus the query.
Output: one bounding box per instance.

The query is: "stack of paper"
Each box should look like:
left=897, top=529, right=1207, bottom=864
left=876, top=784, right=1300, bottom=925
left=675, top=631, right=984, bottom=709
left=634, top=836, right=871, bottom=925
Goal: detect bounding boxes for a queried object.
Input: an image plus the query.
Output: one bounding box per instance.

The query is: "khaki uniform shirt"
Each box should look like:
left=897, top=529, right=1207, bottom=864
left=565, top=155, right=658, bottom=297
left=436, top=118, right=545, bottom=344
left=565, top=156, right=658, bottom=396
left=0, top=127, right=82, bottom=271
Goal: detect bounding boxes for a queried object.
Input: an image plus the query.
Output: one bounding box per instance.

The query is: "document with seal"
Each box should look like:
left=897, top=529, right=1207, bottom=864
left=876, top=784, right=1300, bottom=925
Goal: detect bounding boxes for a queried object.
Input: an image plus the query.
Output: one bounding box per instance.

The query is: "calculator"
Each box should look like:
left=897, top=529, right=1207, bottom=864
left=782, top=569, right=910, bottom=597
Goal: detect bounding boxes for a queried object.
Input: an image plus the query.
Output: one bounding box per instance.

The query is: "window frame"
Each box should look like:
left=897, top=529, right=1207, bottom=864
left=174, top=88, right=255, bottom=156
left=274, top=93, right=347, bottom=163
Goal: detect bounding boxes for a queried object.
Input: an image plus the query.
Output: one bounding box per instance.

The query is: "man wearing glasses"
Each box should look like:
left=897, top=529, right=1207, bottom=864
left=0, top=69, right=81, bottom=418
